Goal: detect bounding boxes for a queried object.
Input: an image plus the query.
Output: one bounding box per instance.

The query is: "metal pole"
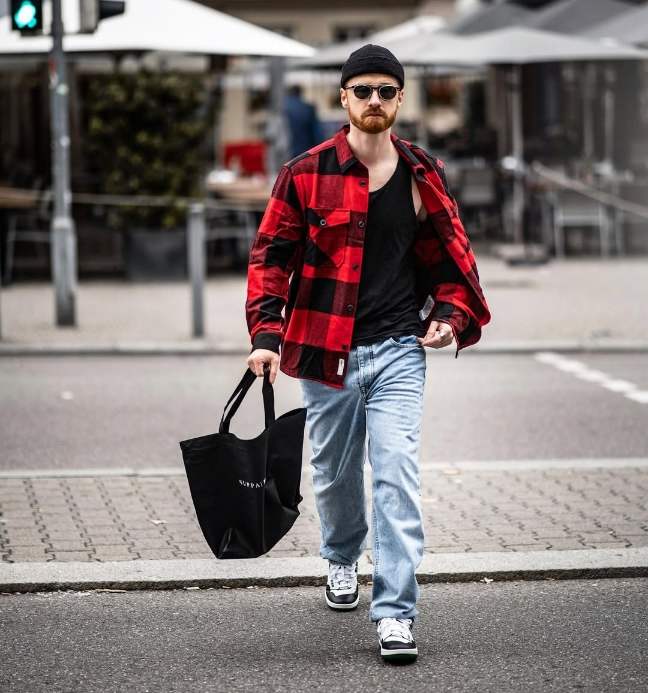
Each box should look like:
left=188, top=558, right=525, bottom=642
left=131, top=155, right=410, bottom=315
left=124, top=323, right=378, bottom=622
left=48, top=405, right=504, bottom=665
left=603, top=65, right=616, bottom=167
left=416, top=69, right=428, bottom=148
left=49, top=0, right=77, bottom=326
left=187, top=203, right=206, bottom=338
left=510, top=64, right=525, bottom=245
left=582, top=63, right=596, bottom=171
left=266, top=56, right=289, bottom=180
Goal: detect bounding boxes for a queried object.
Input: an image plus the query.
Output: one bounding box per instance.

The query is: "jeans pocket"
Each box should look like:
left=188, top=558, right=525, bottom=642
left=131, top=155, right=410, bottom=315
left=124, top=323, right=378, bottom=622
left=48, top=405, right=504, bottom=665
left=388, top=334, right=422, bottom=348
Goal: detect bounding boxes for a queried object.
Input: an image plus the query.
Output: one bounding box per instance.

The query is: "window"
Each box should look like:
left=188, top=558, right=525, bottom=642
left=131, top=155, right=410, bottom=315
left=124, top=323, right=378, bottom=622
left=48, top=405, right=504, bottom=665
left=332, top=25, right=376, bottom=43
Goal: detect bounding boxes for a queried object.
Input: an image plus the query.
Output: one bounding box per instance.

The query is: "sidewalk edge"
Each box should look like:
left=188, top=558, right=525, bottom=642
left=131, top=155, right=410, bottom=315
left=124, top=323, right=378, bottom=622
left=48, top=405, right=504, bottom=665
left=2, top=341, right=648, bottom=356
left=2, top=549, right=647, bottom=593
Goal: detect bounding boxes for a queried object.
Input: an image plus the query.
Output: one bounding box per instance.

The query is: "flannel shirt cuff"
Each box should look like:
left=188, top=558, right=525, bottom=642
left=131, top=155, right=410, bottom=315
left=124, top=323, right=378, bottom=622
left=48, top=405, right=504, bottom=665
left=429, top=302, right=471, bottom=335
left=250, top=332, right=282, bottom=354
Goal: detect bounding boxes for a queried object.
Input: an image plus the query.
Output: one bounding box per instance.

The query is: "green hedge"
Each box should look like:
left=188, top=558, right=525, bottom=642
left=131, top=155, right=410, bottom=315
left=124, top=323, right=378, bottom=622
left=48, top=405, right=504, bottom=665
left=84, top=69, right=215, bottom=230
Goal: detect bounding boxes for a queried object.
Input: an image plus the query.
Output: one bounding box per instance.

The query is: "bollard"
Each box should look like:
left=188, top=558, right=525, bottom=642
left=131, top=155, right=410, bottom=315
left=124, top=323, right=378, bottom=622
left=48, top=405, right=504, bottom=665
left=187, top=202, right=206, bottom=338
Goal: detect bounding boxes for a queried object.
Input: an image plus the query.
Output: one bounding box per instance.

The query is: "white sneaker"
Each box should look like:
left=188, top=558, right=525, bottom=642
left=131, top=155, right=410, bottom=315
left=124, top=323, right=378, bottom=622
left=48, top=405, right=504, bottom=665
left=377, top=617, right=418, bottom=663
left=325, top=560, right=359, bottom=610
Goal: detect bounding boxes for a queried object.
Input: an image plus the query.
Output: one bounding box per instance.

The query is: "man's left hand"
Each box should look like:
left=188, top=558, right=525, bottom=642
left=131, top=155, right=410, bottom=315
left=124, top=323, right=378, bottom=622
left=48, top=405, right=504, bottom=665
left=417, top=320, right=453, bottom=349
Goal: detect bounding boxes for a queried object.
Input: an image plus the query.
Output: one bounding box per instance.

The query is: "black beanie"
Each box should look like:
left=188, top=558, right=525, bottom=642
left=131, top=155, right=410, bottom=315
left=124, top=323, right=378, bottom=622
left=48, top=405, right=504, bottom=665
left=340, top=44, right=405, bottom=90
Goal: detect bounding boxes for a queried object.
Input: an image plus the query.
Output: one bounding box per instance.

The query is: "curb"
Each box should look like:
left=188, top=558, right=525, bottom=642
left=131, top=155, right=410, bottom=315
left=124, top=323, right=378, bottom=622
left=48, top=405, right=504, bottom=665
left=2, top=548, right=647, bottom=593
left=2, top=341, right=648, bottom=357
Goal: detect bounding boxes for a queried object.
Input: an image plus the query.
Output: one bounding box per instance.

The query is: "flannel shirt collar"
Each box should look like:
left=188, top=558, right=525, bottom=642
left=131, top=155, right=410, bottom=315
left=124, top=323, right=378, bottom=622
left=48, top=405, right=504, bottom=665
left=333, top=122, right=427, bottom=177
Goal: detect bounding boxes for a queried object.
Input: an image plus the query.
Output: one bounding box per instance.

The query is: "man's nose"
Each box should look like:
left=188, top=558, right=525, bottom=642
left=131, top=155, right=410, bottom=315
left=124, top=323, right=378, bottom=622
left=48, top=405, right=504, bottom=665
left=369, top=89, right=382, bottom=106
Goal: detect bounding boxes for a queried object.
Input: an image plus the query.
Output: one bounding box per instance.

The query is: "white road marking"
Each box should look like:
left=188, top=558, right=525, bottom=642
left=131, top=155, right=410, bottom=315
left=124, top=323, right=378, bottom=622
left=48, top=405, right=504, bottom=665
left=534, top=351, right=648, bottom=405
left=627, top=391, right=648, bottom=404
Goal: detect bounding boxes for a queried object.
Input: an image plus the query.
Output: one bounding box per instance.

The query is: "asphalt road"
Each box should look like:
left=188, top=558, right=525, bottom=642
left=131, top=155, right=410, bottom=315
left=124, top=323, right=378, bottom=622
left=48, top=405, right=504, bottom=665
left=1, top=352, right=647, bottom=471
left=1, top=578, right=647, bottom=692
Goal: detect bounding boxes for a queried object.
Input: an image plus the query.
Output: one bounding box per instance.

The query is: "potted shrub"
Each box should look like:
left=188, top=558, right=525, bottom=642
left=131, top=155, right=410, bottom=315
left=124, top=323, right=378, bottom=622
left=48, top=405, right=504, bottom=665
left=83, top=69, right=215, bottom=280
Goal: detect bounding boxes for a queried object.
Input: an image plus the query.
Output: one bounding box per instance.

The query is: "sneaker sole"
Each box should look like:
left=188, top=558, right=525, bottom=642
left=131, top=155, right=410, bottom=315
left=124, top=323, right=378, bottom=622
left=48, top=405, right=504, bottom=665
left=325, top=592, right=359, bottom=610
left=380, top=647, right=418, bottom=663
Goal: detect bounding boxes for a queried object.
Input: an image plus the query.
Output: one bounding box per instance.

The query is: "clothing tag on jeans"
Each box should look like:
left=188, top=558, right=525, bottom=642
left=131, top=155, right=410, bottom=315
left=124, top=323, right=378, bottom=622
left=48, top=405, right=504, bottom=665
left=337, top=358, right=345, bottom=375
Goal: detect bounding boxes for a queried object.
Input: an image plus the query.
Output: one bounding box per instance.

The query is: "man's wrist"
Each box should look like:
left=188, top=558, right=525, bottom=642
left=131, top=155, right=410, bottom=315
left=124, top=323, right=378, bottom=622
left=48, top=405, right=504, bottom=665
left=250, top=331, right=281, bottom=354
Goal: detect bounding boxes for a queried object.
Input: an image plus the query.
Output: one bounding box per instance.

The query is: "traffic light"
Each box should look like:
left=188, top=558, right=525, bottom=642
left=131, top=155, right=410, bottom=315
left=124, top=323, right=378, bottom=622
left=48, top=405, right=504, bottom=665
left=79, top=0, right=126, bottom=34
left=10, top=0, right=43, bottom=35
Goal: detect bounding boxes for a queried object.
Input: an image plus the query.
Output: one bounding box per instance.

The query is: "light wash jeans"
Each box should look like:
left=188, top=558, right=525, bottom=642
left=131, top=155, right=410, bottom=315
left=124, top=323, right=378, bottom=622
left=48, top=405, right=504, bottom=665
left=299, top=333, right=427, bottom=623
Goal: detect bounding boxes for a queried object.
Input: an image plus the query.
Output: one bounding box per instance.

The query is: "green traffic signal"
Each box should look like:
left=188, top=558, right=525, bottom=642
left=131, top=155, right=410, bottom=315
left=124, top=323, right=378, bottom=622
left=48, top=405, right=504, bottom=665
left=10, top=0, right=43, bottom=33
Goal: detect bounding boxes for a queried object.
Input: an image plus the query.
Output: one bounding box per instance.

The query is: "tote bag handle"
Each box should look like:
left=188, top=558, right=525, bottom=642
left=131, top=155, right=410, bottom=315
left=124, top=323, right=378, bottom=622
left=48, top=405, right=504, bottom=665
left=219, top=365, right=275, bottom=434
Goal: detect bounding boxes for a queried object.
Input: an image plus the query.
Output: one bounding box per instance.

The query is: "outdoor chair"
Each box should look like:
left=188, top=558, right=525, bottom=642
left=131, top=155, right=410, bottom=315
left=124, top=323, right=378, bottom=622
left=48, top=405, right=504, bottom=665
left=548, top=188, right=617, bottom=258
left=612, top=182, right=648, bottom=255
left=456, top=163, right=499, bottom=238
left=205, top=206, right=259, bottom=269
left=2, top=187, right=52, bottom=285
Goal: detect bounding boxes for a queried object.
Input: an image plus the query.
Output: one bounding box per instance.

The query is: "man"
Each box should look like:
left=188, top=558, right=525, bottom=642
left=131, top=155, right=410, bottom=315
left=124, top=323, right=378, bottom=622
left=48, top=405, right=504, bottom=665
left=246, top=44, right=491, bottom=664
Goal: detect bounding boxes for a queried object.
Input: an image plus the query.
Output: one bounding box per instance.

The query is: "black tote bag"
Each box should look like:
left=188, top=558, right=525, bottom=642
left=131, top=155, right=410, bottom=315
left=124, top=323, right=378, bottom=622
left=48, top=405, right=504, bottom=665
left=179, top=366, right=307, bottom=559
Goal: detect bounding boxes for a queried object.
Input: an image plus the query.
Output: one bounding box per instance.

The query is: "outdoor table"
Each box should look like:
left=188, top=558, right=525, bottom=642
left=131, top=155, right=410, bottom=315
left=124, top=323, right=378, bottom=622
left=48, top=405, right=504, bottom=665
left=206, top=177, right=273, bottom=204
left=0, top=186, right=40, bottom=209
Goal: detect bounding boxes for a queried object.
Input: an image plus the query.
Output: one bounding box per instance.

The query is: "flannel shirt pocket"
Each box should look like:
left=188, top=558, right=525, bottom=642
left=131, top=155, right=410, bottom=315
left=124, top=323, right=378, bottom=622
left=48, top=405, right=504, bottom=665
left=305, top=207, right=351, bottom=268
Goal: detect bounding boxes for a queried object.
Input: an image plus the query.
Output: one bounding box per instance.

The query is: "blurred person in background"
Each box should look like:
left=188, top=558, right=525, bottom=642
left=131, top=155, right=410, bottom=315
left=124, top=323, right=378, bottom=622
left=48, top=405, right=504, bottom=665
left=283, top=83, right=324, bottom=158
left=246, top=43, right=490, bottom=665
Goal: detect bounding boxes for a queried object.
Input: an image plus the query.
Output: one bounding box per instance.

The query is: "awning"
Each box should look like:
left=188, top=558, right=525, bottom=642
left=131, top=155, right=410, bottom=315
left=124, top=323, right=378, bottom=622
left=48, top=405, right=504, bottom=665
left=0, top=0, right=315, bottom=58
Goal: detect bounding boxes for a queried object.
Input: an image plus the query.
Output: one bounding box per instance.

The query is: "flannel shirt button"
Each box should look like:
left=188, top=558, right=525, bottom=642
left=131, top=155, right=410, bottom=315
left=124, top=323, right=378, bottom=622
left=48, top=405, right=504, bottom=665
left=359, top=180, right=366, bottom=186
left=352, top=263, right=359, bottom=270
left=358, top=220, right=365, bottom=228
left=319, top=219, right=326, bottom=226
left=345, top=304, right=354, bottom=312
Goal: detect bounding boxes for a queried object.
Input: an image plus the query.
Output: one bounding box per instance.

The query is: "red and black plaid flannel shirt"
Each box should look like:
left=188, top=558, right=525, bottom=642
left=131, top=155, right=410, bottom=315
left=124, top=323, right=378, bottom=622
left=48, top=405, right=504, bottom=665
left=246, top=122, right=491, bottom=389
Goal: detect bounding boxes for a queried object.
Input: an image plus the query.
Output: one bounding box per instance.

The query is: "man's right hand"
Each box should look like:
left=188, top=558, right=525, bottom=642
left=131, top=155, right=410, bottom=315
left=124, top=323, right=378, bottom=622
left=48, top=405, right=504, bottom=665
left=247, top=349, right=280, bottom=384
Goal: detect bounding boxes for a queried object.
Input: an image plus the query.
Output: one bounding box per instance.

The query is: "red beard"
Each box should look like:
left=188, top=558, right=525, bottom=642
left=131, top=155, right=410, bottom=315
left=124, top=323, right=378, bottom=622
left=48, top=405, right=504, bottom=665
left=349, top=108, right=397, bottom=134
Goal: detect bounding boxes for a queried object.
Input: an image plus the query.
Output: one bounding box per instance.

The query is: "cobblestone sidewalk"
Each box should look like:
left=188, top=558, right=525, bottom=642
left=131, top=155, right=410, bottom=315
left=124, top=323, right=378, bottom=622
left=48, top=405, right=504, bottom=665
left=1, top=462, right=647, bottom=563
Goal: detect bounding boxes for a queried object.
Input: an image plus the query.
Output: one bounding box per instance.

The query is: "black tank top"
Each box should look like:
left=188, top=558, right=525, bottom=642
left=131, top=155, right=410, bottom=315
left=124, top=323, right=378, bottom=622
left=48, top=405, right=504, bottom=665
left=350, top=155, right=426, bottom=347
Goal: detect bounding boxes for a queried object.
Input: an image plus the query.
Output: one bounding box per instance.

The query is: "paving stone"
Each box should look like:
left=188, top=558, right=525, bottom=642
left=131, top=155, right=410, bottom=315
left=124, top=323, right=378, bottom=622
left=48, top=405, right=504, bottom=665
left=6, top=547, right=52, bottom=562
left=135, top=549, right=178, bottom=560
left=91, top=546, right=137, bottom=560
left=42, top=530, right=85, bottom=541
left=621, top=535, right=648, bottom=546
left=172, top=542, right=212, bottom=553
left=580, top=541, right=632, bottom=549
left=126, top=537, right=172, bottom=549
left=544, top=538, right=589, bottom=549
left=3, top=535, right=45, bottom=547
left=0, top=510, right=37, bottom=519
left=47, top=551, right=94, bottom=561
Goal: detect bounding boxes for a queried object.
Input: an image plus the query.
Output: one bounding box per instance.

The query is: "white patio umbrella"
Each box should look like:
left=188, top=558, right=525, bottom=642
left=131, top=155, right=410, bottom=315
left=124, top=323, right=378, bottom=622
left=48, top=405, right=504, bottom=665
left=526, top=0, right=632, bottom=34
left=585, top=3, right=648, bottom=46
left=0, top=0, right=315, bottom=58
left=291, top=15, right=447, bottom=70
left=403, top=27, right=648, bottom=244
left=445, top=1, right=536, bottom=35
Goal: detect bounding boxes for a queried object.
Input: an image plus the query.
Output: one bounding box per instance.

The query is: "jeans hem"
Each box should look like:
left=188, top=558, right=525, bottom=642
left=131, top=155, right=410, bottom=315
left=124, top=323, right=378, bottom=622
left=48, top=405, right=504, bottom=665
left=370, top=612, right=418, bottom=624
left=320, top=551, right=358, bottom=566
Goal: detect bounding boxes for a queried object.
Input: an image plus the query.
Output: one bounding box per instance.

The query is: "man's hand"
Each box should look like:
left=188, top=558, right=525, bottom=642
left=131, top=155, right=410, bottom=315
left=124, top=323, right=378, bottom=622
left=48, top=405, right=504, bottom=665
left=247, top=348, right=280, bottom=384
left=417, top=320, right=454, bottom=350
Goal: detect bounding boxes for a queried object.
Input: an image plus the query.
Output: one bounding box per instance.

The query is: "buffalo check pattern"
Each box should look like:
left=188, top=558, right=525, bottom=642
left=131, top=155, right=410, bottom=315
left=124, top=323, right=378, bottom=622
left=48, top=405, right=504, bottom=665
left=246, top=122, right=492, bottom=389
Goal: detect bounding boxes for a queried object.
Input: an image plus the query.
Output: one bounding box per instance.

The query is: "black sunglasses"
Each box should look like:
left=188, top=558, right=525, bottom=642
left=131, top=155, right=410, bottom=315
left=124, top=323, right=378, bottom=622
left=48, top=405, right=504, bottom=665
left=343, top=84, right=401, bottom=100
